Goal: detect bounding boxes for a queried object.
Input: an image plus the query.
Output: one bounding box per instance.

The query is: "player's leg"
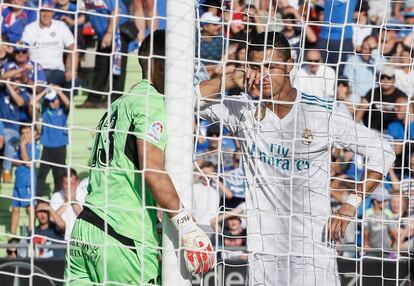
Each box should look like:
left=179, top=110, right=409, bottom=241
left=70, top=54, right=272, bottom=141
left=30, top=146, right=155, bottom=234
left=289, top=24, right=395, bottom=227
left=285, top=255, right=340, bottom=286
left=65, top=211, right=160, bottom=285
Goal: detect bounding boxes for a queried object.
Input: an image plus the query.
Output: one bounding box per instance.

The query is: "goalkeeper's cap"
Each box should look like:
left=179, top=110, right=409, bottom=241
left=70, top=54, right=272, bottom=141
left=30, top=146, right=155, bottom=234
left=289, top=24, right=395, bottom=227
left=40, top=0, right=54, bottom=9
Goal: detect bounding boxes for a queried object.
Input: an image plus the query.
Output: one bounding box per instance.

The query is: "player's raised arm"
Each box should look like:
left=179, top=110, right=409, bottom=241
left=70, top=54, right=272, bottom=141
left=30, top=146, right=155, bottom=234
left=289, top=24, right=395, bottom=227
left=136, top=139, right=215, bottom=274
left=198, top=66, right=245, bottom=98
left=328, top=112, right=396, bottom=240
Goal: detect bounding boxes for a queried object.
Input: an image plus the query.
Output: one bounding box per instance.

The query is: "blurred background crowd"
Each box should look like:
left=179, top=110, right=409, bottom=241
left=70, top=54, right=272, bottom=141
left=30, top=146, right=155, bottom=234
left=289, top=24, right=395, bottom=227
left=0, top=0, right=413, bottom=264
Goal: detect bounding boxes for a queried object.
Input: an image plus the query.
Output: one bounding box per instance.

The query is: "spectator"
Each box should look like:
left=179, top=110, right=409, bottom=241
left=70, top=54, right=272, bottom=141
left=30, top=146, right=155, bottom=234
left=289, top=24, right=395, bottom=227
left=54, top=0, right=86, bottom=86
left=395, top=47, right=414, bottom=99
left=1, top=42, right=47, bottom=92
left=356, top=66, right=407, bottom=133
left=50, top=169, right=87, bottom=240
left=78, top=0, right=131, bottom=108
left=342, top=36, right=383, bottom=101
left=192, top=161, right=232, bottom=233
left=10, top=125, right=40, bottom=235
left=31, top=200, right=65, bottom=258
left=334, top=76, right=357, bottom=118
left=132, top=0, right=158, bottom=44
left=389, top=191, right=409, bottom=220
left=224, top=152, right=246, bottom=209
left=0, top=121, right=4, bottom=150
left=387, top=96, right=414, bottom=141
left=0, top=35, right=13, bottom=69
left=6, top=238, right=20, bottom=258
left=367, top=0, right=390, bottom=25
left=317, top=0, right=357, bottom=66
left=293, top=49, right=336, bottom=99
left=363, top=192, right=398, bottom=257
left=54, top=0, right=86, bottom=34
left=352, top=2, right=372, bottom=52
left=197, top=123, right=236, bottom=171
left=0, top=77, right=32, bottom=183
left=210, top=208, right=247, bottom=261
left=22, top=0, right=77, bottom=87
left=33, top=86, right=70, bottom=195
left=393, top=1, right=414, bottom=23
left=1, top=0, right=37, bottom=43
left=198, top=12, right=224, bottom=65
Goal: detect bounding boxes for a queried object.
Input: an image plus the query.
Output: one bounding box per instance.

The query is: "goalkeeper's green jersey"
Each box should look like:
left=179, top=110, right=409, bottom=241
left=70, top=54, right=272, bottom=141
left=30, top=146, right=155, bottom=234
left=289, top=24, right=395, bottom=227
left=85, top=80, right=167, bottom=246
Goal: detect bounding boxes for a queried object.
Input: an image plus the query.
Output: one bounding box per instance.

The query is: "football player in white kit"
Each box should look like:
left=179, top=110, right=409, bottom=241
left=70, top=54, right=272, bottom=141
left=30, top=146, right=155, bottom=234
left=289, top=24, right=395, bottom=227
left=196, top=31, right=395, bottom=285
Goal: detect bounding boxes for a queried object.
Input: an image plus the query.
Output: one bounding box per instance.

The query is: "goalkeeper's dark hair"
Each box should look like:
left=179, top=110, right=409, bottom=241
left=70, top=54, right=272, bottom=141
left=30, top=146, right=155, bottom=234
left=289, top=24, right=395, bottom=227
left=248, top=31, right=291, bottom=61
left=138, top=30, right=166, bottom=79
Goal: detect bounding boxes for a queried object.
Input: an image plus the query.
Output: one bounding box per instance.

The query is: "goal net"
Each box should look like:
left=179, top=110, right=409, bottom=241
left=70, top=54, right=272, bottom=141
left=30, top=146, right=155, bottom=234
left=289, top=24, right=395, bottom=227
left=0, top=0, right=413, bottom=285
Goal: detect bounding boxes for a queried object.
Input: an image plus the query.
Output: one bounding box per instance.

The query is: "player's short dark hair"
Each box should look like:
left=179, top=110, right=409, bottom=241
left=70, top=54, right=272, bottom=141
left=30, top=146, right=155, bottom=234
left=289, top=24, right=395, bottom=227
left=138, top=30, right=166, bottom=79
left=248, top=31, right=291, bottom=61
left=62, top=168, right=78, bottom=180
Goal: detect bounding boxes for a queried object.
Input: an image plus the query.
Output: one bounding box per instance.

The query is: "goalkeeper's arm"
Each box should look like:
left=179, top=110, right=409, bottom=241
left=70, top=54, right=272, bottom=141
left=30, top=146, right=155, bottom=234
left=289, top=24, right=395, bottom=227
left=137, top=139, right=215, bottom=273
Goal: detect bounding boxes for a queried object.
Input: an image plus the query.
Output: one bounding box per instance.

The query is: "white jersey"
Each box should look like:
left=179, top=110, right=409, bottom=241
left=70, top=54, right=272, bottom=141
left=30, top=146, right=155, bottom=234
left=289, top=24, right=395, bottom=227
left=198, top=89, right=395, bottom=257
left=22, top=20, right=75, bottom=71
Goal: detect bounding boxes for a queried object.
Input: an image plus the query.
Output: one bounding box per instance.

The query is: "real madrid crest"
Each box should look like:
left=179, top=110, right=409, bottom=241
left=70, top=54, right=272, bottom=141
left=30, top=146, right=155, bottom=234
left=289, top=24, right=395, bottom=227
left=302, top=128, right=313, bottom=145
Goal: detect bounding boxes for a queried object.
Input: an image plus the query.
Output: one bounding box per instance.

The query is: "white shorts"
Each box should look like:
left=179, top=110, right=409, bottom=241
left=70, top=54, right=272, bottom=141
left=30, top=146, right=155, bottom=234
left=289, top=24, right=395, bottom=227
left=248, top=253, right=341, bottom=286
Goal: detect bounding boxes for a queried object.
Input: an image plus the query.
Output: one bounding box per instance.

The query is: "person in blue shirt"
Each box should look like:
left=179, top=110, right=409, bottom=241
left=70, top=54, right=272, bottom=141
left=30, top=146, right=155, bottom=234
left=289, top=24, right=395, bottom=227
left=387, top=95, right=414, bottom=141
left=1, top=0, right=37, bottom=43
left=33, top=85, right=70, bottom=196
left=0, top=120, right=5, bottom=151
left=317, top=0, right=357, bottom=66
left=78, top=0, right=132, bottom=108
left=224, top=152, right=246, bottom=209
left=10, top=125, right=40, bottom=235
left=1, top=42, right=47, bottom=93
left=0, top=77, right=31, bottom=183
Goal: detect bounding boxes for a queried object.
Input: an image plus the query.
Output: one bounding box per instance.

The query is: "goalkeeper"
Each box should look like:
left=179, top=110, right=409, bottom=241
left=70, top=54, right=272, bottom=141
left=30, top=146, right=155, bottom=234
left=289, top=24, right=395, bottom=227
left=64, top=30, right=214, bottom=285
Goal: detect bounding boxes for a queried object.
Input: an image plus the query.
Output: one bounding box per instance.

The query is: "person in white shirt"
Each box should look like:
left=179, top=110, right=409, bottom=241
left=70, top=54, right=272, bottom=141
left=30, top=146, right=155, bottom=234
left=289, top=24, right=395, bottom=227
left=293, top=50, right=336, bottom=99
left=395, top=47, right=414, bottom=99
left=21, top=0, right=76, bottom=87
left=50, top=169, right=87, bottom=241
left=197, top=31, right=395, bottom=285
left=192, top=161, right=233, bottom=234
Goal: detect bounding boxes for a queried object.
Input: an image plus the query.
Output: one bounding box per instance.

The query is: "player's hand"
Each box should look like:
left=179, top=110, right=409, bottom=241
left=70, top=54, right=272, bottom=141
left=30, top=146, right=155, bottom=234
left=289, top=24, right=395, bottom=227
left=172, top=208, right=215, bottom=274
left=328, top=203, right=356, bottom=241
left=246, top=67, right=261, bottom=97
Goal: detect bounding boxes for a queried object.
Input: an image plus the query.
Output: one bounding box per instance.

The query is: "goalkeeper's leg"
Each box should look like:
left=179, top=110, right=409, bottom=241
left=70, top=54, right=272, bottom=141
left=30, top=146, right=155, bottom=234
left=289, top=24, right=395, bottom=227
left=64, top=211, right=160, bottom=285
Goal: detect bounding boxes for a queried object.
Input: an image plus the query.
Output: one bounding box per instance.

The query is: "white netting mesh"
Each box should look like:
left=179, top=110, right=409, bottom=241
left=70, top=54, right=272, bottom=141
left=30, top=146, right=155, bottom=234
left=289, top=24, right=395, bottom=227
left=0, top=0, right=413, bottom=285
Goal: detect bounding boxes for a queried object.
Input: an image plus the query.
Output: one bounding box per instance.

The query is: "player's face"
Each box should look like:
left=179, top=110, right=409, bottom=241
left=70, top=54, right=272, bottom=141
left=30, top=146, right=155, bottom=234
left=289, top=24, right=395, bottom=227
left=249, top=49, right=293, bottom=99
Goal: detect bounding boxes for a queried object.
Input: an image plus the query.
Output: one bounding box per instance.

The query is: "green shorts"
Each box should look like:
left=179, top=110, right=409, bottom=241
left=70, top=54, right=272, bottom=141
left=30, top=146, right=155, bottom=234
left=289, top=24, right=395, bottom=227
left=64, top=210, right=160, bottom=285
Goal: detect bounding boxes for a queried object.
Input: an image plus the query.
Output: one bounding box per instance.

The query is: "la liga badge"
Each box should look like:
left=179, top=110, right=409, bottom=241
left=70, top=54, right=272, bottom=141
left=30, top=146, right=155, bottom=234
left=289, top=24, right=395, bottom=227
left=146, top=121, right=164, bottom=143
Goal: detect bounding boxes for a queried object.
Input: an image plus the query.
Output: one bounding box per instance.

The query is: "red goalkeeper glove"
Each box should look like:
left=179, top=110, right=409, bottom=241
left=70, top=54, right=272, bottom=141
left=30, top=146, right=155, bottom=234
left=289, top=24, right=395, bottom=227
left=172, top=208, right=215, bottom=274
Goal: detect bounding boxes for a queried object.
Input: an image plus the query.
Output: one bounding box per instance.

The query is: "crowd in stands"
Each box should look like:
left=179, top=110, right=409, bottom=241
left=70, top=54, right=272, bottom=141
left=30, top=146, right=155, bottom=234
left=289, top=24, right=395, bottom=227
left=0, top=0, right=413, bottom=263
